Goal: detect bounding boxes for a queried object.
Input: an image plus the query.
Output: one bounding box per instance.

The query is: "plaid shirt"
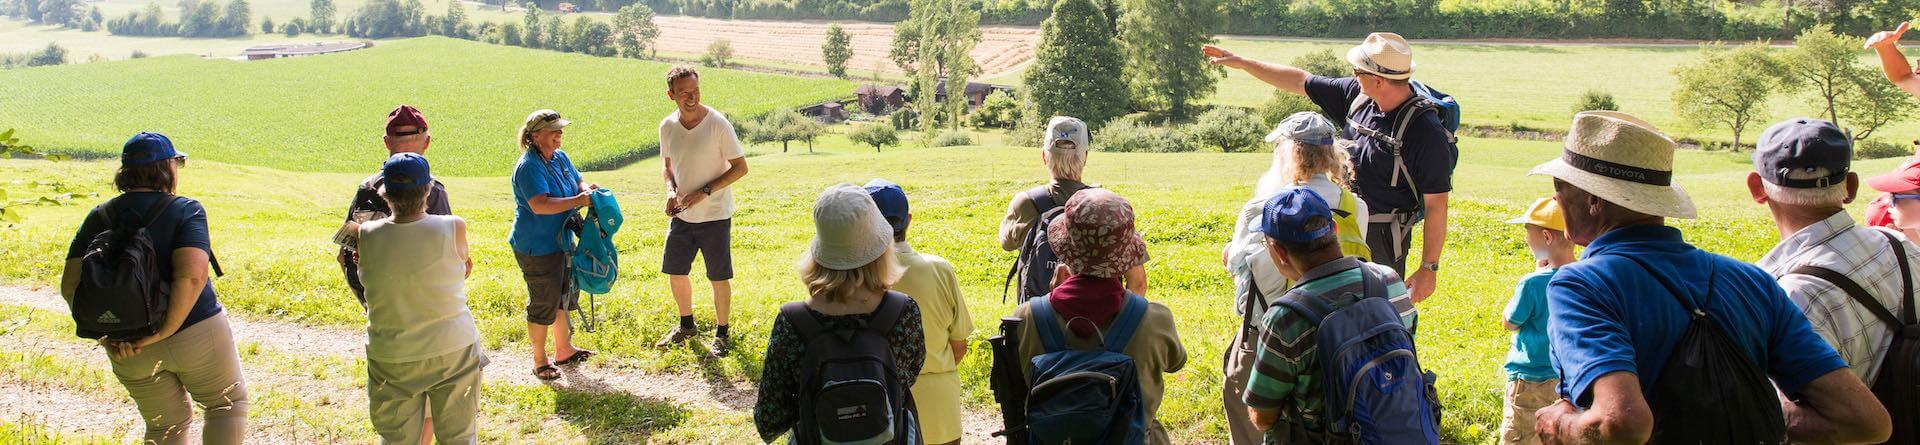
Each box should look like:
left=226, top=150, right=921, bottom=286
left=1243, top=257, right=1416, bottom=435
left=1757, top=211, right=1918, bottom=385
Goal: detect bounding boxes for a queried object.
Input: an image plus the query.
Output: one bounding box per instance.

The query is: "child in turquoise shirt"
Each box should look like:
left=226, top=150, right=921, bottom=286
left=1499, top=197, right=1574, bottom=445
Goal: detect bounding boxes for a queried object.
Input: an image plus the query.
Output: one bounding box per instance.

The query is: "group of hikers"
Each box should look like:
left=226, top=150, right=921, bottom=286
left=47, top=24, right=1920, bottom=445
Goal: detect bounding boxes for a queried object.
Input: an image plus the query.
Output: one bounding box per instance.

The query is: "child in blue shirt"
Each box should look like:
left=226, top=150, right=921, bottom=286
left=1499, top=197, right=1573, bottom=445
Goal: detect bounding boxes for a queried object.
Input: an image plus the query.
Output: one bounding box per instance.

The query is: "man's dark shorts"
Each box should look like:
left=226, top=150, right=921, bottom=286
left=661, top=218, right=734, bottom=282
left=515, top=252, right=578, bottom=325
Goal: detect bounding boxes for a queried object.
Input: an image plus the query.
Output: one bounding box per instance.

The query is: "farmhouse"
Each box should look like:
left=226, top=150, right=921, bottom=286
left=799, top=101, right=849, bottom=124
left=934, top=79, right=1014, bottom=111
left=855, top=85, right=908, bottom=114
left=242, top=42, right=374, bottom=60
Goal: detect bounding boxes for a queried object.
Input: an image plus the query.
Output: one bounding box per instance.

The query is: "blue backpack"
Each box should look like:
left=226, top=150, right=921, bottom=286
left=1023, top=293, right=1149, bottom=445
left=571, top=188, right=622, bottom=295
left=1273, top=266, right=1439, bottom=444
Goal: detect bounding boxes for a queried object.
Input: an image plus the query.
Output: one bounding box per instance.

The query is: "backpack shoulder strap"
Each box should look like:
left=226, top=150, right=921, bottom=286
left=140, top=195, right=178, bottom=228
left=1876, top=230, right=1918, bottom=325
left=1103, top=293, right=1149, bottom=354
left=780, top=301, right=826, bottom=342
left=1241, top=278, right=1265, bottom=329
left=866, top=291, right=911, bottom=336
left=1027, top=187, right=1057, bottom=215
left=1791, top=265, right=1903, bottom=329
left=1346, top=95, right=1370, bottom=124
left=1030, top=297, right=1068, bottom=353
left=1611, top=253, right=1715, bottom=315
left=1274, top=290, right=1337, bottom=327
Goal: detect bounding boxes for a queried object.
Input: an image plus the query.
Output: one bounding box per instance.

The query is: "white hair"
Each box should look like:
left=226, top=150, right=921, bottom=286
left=1045, top=147, right=1086, bottom=181
left=1762, top=167, right=1848, bottom=207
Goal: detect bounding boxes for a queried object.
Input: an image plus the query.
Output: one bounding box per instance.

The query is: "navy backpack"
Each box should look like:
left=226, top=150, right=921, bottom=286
left=1023, top=293, right=1150, bottom=445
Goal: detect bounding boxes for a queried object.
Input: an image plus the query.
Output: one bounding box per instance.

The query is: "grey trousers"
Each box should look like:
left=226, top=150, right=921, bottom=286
left=367, top=342, right=487, bottom=445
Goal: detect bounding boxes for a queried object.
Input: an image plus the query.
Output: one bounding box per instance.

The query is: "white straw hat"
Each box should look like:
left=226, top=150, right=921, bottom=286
left=1347, top=32, right=1416, bottom=80
left=1528, top=111, right=1697, bottom=219
left=807, top=184, right=895, bottom=271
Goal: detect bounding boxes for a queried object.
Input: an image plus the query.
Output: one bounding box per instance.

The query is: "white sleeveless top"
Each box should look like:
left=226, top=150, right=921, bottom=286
left=357, top=215, right=479, bottom=362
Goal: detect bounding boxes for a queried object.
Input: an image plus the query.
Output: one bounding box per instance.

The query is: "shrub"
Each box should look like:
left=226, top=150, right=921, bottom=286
left=1575, top=89, right=1619, bottom=113
left=1100, top=119, right=1192, bottom=153
left=701, top=38, right=733, bottom=68
left=1183, top=107, right=1265, bottom=153
left=129, top=50, right=148, bottom=59
left=1856, top=139, right=1911, bottom=160
left=848, top=122, right=900, bottom=152
left=969, top=93, right=1022, bottom=130
left=930, top=130, right=974, bottom=147
left=1260, top=91, right=1320, bottom=126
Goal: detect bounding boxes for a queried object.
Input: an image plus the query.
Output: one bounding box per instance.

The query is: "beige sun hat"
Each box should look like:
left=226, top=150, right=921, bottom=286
left=1528, top=111, right=1697, bottom=219
left=1347, top=32, right=1416, bottom=80
left=807, top=184, right=895, bottom=271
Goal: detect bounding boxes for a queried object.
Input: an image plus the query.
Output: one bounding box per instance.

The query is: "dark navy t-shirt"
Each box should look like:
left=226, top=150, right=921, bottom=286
left=66, top=192, right=223, bottom=331
left=1304, top=75, right=1457, bottom=214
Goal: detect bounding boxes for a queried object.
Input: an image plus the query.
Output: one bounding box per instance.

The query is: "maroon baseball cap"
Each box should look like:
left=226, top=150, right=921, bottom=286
left=1866, top=156, right=1920, bottom=193
left=385, top=105, right=428, bottom=136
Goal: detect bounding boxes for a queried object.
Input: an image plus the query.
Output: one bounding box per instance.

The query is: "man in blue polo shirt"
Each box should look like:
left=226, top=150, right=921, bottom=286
left=1528, top=111, right=1889, bottom=443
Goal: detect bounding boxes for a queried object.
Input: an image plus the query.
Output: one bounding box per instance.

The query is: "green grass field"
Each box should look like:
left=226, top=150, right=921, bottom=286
left=2, top=123, right=1899, bottom=442
left=0, top=36, right=854, bottom=176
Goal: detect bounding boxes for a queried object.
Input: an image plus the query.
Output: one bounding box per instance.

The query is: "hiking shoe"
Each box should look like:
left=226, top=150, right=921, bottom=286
left=709, top=335, right=732, bottom=358
left=655, top=326, right=699, bottom=348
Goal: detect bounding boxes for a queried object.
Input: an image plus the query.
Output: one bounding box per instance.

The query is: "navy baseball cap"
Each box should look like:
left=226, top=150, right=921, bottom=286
left=1260, top=188, right=1334, bottom=244
left=1755, top=118, right=1851, bottom=189
left=380, top=153, right=432, bottom=192
left=121, top=132, right=186, bottom=166
left=863, top=178, right=909, bottom=233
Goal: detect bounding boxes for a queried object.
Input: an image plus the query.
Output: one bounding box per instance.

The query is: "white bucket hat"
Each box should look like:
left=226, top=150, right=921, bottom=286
left=1528, top=111, right=1697, bottom=219
left=1347, top=32, right=1416, bottom=80
left=808, top=184, right=895, bottom=271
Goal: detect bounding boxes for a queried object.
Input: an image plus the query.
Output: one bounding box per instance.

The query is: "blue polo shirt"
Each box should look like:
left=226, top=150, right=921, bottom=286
left=509, top=149, right=583, bottom=256
left=1547, top=225, right=1845, bottom=407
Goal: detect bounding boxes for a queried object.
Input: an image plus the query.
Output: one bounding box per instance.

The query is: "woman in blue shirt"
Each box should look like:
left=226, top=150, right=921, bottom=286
left=510, top=109, right=598, bottom=381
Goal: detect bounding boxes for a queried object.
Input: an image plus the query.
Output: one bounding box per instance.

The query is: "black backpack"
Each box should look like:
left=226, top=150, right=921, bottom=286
left=1788, top=229, right=1919, bottom=445
left=71, top=196, right=221, bottom=340
left=1003, top=186, right=1088, bottom=303
left=781, top=291, right=920, bottom=445
left=1616, top=253, right=1787, bottom=444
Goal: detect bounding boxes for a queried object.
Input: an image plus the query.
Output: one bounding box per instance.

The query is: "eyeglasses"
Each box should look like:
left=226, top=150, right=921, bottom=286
left=172, top=156, right=187, bottom=168
left=1893, top=193, right=1920, bottom=202
left=540, top=113, right=562, bottom=122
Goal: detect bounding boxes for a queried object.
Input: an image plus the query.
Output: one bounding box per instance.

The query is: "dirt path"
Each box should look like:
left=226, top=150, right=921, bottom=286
left=0, top=285, right=1005, bottom=443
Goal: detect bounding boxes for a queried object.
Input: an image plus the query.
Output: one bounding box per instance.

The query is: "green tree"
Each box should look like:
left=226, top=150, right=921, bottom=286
left=260, top=15, right=272, bottom=33
left=1118, top=0, right=1223, bottom=119
left=701, top=38, right=733, bottom=67
left=501, top=21, right=521, bottom=46
left=823, top=23, right=853, bottom=78
left=309, top=0, right=334, bottom=33
left=568, top=16, right=611, bottom=56
left=283, top=16, right=303, bottom=35
left=887, top=24, right=918, bottom=74
left=1673, top=43, right=1786, bottom=150
left=37, top=0, right=79, bottom=27
left=1784, top=24, right=1865, bottom=125
left=1837, top=72, right=1915, bottom=140
left=541, top=14, right=561, bottom=50
left=1292, top=49, right=1347, bottom=77
left=848, top=122, right=901, bottom=152
left=902, top=0, right=981, bottom=134
left=970, top=92, right=1022, bottom=129
left=611, top=4, right=658, bottom=59
left=219, top=0, right=251, bottom=36
left=1184, top=107, right=1264, bottom=152
left=1023, top=0, right=1129, bottom=128
left=520, top=3, right=542, bottom=48
left=441, top=0, right=469, bottom=39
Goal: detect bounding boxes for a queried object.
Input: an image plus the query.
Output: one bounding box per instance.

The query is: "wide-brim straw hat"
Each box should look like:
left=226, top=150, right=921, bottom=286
left=1528, top=111, right=1697, bottom=219
left=807, top=184, right=895, bottom=271
left=1347, top=32, right=1416, bottom=80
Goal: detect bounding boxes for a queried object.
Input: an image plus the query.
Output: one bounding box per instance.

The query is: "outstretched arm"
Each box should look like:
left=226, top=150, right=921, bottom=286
left=1867, top=22, right=1920, bottom=97
left=1204, top=45, right=1312, bottom=96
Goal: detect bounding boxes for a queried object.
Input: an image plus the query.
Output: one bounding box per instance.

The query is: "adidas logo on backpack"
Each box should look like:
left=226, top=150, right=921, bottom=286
left=96, top=310, right=121, bottom=325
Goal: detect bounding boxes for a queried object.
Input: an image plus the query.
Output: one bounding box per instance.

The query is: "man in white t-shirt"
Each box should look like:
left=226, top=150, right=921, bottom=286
left=655, top=66, right=751, bottom=357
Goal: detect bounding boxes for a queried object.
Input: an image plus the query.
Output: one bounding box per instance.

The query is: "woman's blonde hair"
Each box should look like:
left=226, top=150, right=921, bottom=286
left=1256, top=138, right=1354, bottom=197
left=798, top=248, right=901, bottom=303
left=518, top=109, right=561, bottom=151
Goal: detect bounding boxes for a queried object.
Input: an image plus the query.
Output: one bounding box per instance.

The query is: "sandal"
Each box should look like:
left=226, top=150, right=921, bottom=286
left=555, top=350, right=596, bottom=366
left=533, top=364, right=561, bottom=381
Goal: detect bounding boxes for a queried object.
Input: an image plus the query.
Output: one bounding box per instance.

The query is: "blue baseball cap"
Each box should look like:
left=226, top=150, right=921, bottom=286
left=380, top=153, right=432, bottom=192
left=863, top=178, right=909, bottom=233
left=1259, top=188, right=1334, bottom=243
left=121, top=132, right=186, bottom=166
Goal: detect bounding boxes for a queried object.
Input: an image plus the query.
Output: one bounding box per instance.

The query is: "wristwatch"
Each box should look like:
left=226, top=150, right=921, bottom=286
left=1420, top=262, right=1440, bottom=272
left=701, top=185, right=712, bottom=195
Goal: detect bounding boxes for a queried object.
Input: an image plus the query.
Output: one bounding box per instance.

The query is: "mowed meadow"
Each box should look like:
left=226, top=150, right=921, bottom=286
left=0, top=37, right=854, bottom=176
left=3, top=32, right=1915, bottom=443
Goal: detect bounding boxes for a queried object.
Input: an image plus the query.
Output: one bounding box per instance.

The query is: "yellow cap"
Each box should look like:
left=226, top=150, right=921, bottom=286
left=1506, top=197, right=1566, bottom=232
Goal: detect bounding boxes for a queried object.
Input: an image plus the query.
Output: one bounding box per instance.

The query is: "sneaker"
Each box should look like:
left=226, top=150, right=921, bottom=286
left=709, top=335, right=732, bottom=357
left=655, top=326, right=699, bottom=348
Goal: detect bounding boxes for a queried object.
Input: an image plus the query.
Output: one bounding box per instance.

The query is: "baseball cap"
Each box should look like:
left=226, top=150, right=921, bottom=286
left=1259, top=188, right=1335, bottom=244
left=863, top=178, right=909, bottom=234
left=1044, top=116, right=1090, bottom=152
left=121, top=132, right=186, bottom=166
left=380, top=153, right=432, bottom=192
left=1505, top=197, right=1566, bottom=232
left=1754, top=118, right=1850, bottom=189
left=1868, top=156, right=1920, bottom=193
left=1265, top=111, right=1337, bottom=146
left=386, top=105, right=429, bottom=137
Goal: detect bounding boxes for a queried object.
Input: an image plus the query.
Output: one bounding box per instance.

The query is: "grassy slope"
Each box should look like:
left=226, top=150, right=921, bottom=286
left=0, top=36, right=854, bottom=176
left=4, top=129, right=1896, bottom=443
